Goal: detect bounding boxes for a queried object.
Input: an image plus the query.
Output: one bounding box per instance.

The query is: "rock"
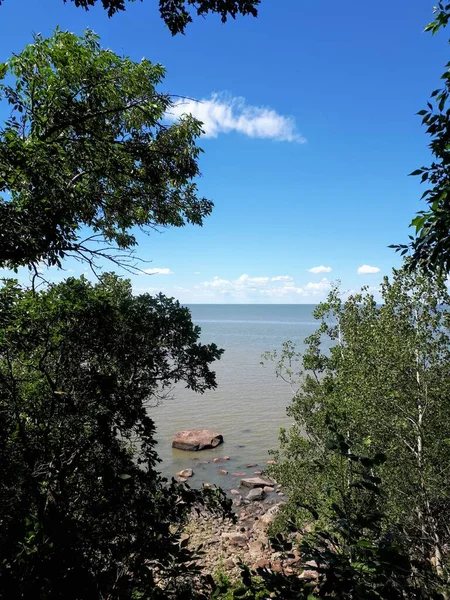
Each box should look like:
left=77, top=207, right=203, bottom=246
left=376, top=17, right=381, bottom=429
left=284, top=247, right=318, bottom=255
left=247, top=488, right=266, bottom=501
left=177, top=476, right=187, bottom=483
left=254, top=470, right=263, bottom=475
left=241, top=476, right=272, bottom=489
left=230, top=489, right=240, bottom=495
left=198, top=460, right=210, bottom=464
left=246, top=463, right=258, bottom=468
left=258, top=504, right=282, bottom=528
left=212, top=457, right=220, bottom=463
left=222, top=455, right=231, bottom=460
left=270, top=560, right=283, bottom=573
left=299, top=560, right=319, bottom=580
left=267, top=459, right=277, bottom=465
left=248, top=540, right=265, bottom=557
left=219, top=469, right=228, bottom=475
left=203, top=482, right=212, bottom=488
left=221, top=532, right=247, bottom=546
left=263, top=486, right=274, bottom=493
left=253, top=557, right=270, bottom=570
left=232, top=471, right=246, bottom=477
left=177, top=468, right=193, bottom=478
left=172, top=429, right=224, bottom=452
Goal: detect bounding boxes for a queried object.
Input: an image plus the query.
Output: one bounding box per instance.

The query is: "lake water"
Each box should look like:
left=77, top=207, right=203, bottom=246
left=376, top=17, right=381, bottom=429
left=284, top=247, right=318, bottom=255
left=150, top=304, right=318, bottom=490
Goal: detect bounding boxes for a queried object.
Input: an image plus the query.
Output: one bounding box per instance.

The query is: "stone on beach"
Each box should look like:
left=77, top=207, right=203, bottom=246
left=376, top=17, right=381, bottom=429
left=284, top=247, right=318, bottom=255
left=172, top=429, right=224, bottom=451
left=219, top=469, right=228, bottom=475
left=241, top=476, right=273, bottom=489
left=247, top=488, right=266, bottom=501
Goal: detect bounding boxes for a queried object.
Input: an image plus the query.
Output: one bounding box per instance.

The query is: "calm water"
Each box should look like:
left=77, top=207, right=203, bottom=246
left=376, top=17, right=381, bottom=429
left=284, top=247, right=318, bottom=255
left=150, top=304, right=318, bottom=489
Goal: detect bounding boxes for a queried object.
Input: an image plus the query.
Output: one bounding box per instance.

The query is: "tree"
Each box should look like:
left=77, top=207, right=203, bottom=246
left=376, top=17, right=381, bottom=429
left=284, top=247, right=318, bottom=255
left=0, top=0, right=260, bottom=35
left=232, top=427, right=443, bottom=600
left=394, top=2, right=450, bottom=273
left=0, top=29, right=212, bottom=274
left=0, top=273, right=229, bottom=599
left=265, top=267, right=450, bottom=581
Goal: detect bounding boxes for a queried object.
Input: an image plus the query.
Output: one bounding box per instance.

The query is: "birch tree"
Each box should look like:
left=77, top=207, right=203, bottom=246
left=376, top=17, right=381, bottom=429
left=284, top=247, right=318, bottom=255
left=268, top=266, right=450, bottom=579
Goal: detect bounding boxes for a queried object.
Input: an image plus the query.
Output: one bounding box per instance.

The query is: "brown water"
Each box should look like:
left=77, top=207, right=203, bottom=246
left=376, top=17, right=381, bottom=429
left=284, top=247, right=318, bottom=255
left=149, top=304, right=318, bottom=490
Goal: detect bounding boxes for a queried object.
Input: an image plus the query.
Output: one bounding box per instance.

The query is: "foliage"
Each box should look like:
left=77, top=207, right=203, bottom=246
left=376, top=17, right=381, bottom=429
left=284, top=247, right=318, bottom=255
left=0, top=273, right=230, bottom=599
left=236, top=427, right=444, bottom=599
left=0, top=0, right=261, bottom=34
left=393, top=2, right=450, bottom=273
left=0, top=29, right=212, bottom=272
left=264, top=266, right=450, bottom=581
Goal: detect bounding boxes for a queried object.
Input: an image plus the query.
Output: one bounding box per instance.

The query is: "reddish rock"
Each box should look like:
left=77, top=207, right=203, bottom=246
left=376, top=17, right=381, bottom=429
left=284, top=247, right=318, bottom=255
left=172, top=429, right=224, bottom=451
left=253, top=558, right=270, bottom=570
left=177, top=468, right=193, bottom=478
left=246, top=463, right=258, bottom=468
left=219, top=469, right=228, bottom=475
left=232, top=471, right=247, bottom=477
left=212, top=457, right=221, bottom=463
left=222, top=455, right=231, bottom=460
left=177, top=476, right=187, bottom=483
left=270, top=560, right=283, bottom=573
left=230, top=489, right=240, bottom=495
left=254, top=470, right=263, bottom=475
left=263, top=486, right=275, bottom=493
left=299, top=560, right=319, bottom=580
left=241, top=476, right=272, bottom=489
left=267, top=459, right=277, bottom=465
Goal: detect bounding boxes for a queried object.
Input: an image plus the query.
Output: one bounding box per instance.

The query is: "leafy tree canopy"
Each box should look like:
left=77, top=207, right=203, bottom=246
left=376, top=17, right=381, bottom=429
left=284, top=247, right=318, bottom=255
left=0, top=273, right=227, bottom=598
left=0, top=0, right=260, bottom=35
left=0, top=29, right=212, bottom=273
left=264, top=265, right=450, bottom=582
left=395, top=2, right=450, bottom=272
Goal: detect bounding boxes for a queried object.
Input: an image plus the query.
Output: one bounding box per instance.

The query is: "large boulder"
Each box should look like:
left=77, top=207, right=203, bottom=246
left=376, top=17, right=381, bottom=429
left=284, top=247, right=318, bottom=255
left=172, top=429, right=224, bottom=451
left=241, top=476, right=273, bottom=489
left=247, top=488, right=266, bottom=501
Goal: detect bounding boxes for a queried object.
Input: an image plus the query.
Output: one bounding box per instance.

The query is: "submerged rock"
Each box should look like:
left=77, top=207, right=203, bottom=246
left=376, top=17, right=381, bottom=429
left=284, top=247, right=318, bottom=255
left=172, top=429, right=224, bottom=451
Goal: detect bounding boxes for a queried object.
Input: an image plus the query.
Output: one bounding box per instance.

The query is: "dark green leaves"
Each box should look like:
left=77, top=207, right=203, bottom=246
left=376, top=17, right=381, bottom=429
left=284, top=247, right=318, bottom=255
left=0, top=273, right=227, bottom=598
left=0, top=30, right=213, bottom=271
left=61, top=0, right=260, bottom=34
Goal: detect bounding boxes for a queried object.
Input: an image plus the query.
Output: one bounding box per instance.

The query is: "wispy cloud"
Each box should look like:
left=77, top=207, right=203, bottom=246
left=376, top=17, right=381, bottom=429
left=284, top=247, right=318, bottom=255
left=308, top=265, right=332, bottom=274
left=193, top=271, right=201, bottom=275
left=142, top=267, right=173, bottom=275
left=357, top=264, right=380, bottom=275
left=198, top=273, right=331, bottom=302
left=168, top=93, right=305, bottom=143
left=271, top=275, right=293, bottom=281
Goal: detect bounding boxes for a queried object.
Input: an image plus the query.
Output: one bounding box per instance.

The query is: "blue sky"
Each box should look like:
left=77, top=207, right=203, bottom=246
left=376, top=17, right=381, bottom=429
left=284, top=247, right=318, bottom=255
left=1, top=0, right=447, bottom=302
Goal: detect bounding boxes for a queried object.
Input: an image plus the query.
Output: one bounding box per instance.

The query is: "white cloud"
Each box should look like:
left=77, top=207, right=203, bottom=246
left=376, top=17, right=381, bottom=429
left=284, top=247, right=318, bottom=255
left=304, top=278, right=332, bottom=292
left=357, top=265, right=380, bottom=275
left=271, top=275, right=293, bottom=281
left=168, top=92, right=305, bottom=143
left=308, top=265, right=332, bottom=274
left=196, top=273, right=331, bottom=302
left=142, top=267, right=173, bottom=275
left=193, top=271, right=201, bottom=275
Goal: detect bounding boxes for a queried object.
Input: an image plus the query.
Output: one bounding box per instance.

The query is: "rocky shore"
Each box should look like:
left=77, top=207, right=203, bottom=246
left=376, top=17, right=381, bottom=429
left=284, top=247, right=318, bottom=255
left=182, top=498, right=316, bottom=583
